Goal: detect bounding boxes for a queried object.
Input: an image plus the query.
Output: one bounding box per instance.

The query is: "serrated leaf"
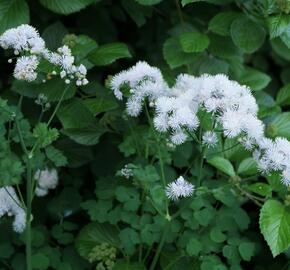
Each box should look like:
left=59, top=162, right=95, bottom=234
left=246, top=183, right=272, bottom=197
left=208, top=12, right=239, bottom=36
left=39, top=0, right=95, bottom=15
left=208, top=157, right=235, bottom=177
left=231, top=16, right=266, bottom=53
left=260, top=200, right=290, bottom=257
left=42, top=21, right=68, bottom=50
left=45, top=146, right=68, bottom=167
left=0, top=0, right=29, bottom=34
left=179, top=32, right=209, bottom=53
left=268, top=14, right=290, bottom=39
left=33, top=123, right=59, bottom=148
left=89, top=43, right=131, bottom=66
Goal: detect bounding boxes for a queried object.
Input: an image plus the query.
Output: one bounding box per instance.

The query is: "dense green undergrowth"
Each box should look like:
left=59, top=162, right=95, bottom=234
left=1, top=0, right=290, bottom=269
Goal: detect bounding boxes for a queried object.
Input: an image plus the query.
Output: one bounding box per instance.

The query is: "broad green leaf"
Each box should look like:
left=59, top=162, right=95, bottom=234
left=31, top=253, right=50, bottom=270
left=179, top=32, right=209, bottom=53
left=12, top=79, right=76, bottom=102
left=271, top=37, right=290, bottom=61
left=61, top=123, right=106, bottom=146
left=208, top=12, right=240, bottom=36
left=276, top=84, right=290, bottom=105
left=237, top=158, right=258, bottom=176
left=186, top=238, right=202, bottom=256
left=163, top=36, right=197, bottom=69
left=239, top=68, right=271, bottom=91
left=89, top=43, right=131, bottom=66
left=121, top=0, right=148, bottom=27
left=210, top=227, right=226, bottom=243
left=199, top=56, right=229, bottom=75
left=0, top=0, right=29, bottom=34
left=42, top=21, right=68, bottom=50
left=135, top=0, right=162, bottom=5
left=231, top=16, right=266, bottom=53
left=119, top=228, right=140, bottom=255
left=267, top=14, right=290, bottom=39
left=39, top=0, right=96, bottom=15
left=76, top=222, right=120, bottom=259
left=70, top=35, right=98, bottom=62
left=238, top=242, right=255, bottom=261
left=208, top=157, right=236, bottom=177
left=245, top=183, right=272, bottom=197
left=270, top=112, right=290, bottom=139
left=83, top=97, right=118, bottom=116
left=57, top=99, right=96, bottom=129
left=260, top=200, right=290, bottom=257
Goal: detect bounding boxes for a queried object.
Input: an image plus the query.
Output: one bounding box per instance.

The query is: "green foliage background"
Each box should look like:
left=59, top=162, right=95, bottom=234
left=1, top=0, right=290, bottom=269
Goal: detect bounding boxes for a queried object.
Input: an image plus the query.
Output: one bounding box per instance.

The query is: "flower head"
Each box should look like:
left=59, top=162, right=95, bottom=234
left=34, top=168, right=58, bottom=197
left=165, top=176, right=195, bottom=200
left=0, top=187, right=26, bottom=233
left=202, top=131, right=218, bottom=148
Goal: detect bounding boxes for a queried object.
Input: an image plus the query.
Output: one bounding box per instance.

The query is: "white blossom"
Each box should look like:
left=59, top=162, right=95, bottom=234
left=0, top=187, right=26, bottom=233
left=165, top=176, right=195, bottom=200
left=120, top=165, right=134, bottom=179
left=0, top=24, right=89, bottom=86
left=202, top=131, right=218, bottom=147
left=14, top=55, right=39, bottom=82
left=111, top=61, right=290, bottom=186
left=34, top=168, right=58, bottom=197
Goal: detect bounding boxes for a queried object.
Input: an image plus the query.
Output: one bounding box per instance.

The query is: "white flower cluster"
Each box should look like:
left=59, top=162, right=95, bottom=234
left=0, top=187, right=26, bottom=233
left=202, top=131, right=218, bottom=148
left=111, top=61, right=290, bottom=186
left=0, top=24, right=88, bottom=86
left=120, top=165, right=134, bottom=179
left=166, top=176, right=195, bottom=200
left=34, top=168, right=58, bottom=197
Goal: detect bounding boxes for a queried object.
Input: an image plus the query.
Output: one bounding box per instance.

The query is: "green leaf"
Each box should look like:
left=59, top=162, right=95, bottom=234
left=186, top=238, right=202, bottom=256
left=89, top=43, right=131, bottom=66
left=276, top=84, right=290, bottom=105
left=179, top=32, right=209, bottom=53
left=0, top=0, right=29, bottom=34
left=271, top=37, right=290, bottom=61
left=239, top=68, right=271, bottom=91
left=208, top=12, right=240, bottom=36
left=231, top=16, right=266, bottom=53
left=260, top=200, right=290, bottom=257
left=57, top=98, right=96, bottom=129
left=0, top=243, right=14, bottom=259
left=208, top=157, right=236, bottom=177
left=31, top=253, right=50, bottom=270
left=119, top=228, right=140, bottom=255
left=210, top=227, right=226, bottom=243
left=70, top=35, right=98, bottom=61
left=268, top=14, right=290, bottom=39
left=271, top=112, right=290, bottom=139
left=238, top=242, right=255, bottom=261
left=135, top=0, right=162, bottom=5
left=113, top=260, right=146, bottom=270
left=163, top=36, right=197, bottom=69
left=0, top=156, right=24, bottom=186
left=237, top=158, right=258, bottom=176
left=76, top=222, right=120, bottom=259
left=12, top=79, right=76, bottom=102
left=39, top=0, right=95, bottom=15
left=182, top=0, right=233, bottom=6
left=45, top=146, right=68, bottom=167
left=33, top=123, right=59, bottom=148
left=42, top=21, right=68, bottom=50
left=61, top=123, right=106, bottom=146
left=82, top=97, right=118, bottom=116
left=246, top=183, right=272, bottom=197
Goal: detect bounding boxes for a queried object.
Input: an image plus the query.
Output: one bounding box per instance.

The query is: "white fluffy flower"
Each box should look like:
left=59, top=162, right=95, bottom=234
left=202, top=131, right=218, bottom=147
left=120, top=165, right=134, bottom=179
left=165, top=176, right=195, bottom=200
left=0, top=24, right=89, bottom=86
left=111, top=61, right=290, bottom=186
left=34, top=168, right=58, bottom=197
left=13, top=55, right=39, bottom=82
left=0, top=187, right=26, bottom=233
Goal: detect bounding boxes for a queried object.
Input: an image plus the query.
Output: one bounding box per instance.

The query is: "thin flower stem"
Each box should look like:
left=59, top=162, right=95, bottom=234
left=144, top=105, right=170, bottom=219
left=149, top=224, right=169, bottom=270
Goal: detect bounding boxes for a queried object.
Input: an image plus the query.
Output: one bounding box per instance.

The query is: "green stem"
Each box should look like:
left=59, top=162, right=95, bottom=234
left=149, top=225, right=169, bottom=270
left=26, top=157, right=32, bottom=270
